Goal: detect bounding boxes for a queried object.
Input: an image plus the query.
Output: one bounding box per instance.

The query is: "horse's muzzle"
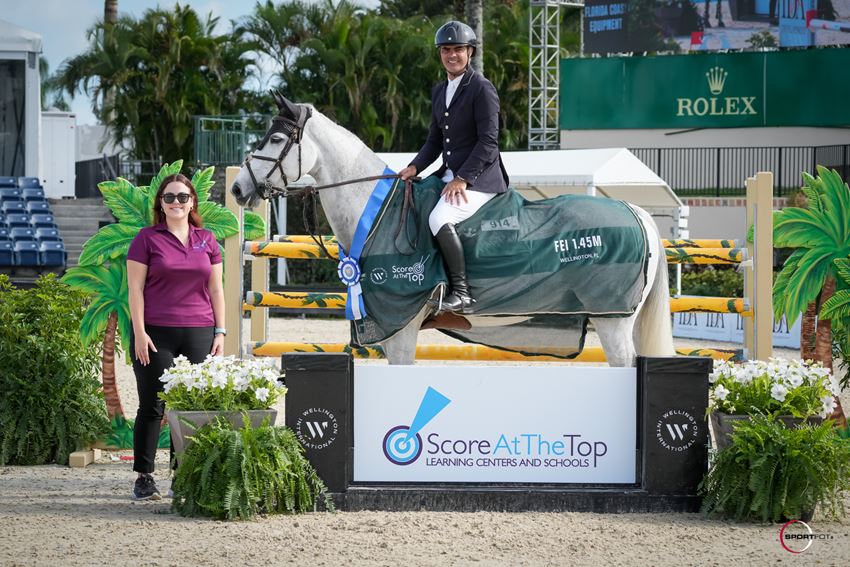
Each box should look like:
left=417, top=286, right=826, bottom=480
left=230, top=181, right=260, bottom=207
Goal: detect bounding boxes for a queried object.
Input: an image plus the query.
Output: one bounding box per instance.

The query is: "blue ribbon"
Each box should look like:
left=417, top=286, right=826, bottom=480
left=338, top=167, right=396, bottom=320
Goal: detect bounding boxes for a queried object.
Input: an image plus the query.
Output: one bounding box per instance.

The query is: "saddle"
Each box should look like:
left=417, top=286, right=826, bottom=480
left=350, top=176, right=649, bottom=358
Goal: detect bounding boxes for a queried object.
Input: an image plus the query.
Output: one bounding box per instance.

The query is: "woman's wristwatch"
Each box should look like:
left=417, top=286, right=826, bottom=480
left=214, top=327, right=227, bottom=336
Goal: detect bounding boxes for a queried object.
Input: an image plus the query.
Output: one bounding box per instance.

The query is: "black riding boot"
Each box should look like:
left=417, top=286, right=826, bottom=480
left=435, top=223, right=475, bottom=314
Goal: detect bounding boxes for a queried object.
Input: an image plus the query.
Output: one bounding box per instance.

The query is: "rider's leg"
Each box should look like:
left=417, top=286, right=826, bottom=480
left=429, top=190, right=496, bottom=314
left=435, top=223, right=474, bottom=313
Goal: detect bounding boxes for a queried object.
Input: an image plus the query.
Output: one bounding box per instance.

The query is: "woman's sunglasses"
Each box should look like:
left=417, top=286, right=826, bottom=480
left=162, top=192, right=191, bottom=204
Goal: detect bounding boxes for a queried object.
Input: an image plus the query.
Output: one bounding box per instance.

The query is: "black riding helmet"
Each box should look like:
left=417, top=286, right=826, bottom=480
left=435, top=20, right=476, bottom=56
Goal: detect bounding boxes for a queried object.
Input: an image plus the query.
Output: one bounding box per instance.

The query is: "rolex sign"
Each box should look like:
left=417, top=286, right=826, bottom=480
left=561, top=49, right=850, bottom=129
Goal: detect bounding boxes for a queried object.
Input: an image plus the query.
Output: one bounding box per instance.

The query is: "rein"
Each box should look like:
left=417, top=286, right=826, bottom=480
left=279, top=174, right=420, bottom=260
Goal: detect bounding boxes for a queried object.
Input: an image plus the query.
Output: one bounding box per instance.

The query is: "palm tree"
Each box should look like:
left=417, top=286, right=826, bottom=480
left=104, top=0, right=118, bottom=25
left=773, top=166, right=850, bottom=428
left=62, top=161, right=265, bottom=428
left=61, top=262, right=129, bottom=419
left=39, top=58, right=70, bottom=111
left=55, top=4, right=253, bottom=161
left=465, top=0, right=484, bottom=73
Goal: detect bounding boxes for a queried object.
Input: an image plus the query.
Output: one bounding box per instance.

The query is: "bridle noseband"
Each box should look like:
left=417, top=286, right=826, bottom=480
left=242, top=105, right=312, bottom=200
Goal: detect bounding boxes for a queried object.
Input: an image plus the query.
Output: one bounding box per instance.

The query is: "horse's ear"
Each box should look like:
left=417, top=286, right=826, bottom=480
left=271, top=89, right=299, bottom=120
left=270, top=89, right=285, bottom=112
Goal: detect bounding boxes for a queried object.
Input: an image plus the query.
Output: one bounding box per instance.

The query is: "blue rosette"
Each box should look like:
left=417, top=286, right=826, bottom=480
left=336, top=167, right=396, bottom=320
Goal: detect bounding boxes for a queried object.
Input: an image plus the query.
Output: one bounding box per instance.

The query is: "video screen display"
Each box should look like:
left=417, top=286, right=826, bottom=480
left=583, top=0, right=850, bottom=53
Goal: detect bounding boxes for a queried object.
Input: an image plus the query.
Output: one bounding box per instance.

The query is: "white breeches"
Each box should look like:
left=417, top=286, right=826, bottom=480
left=429, top=190, right=497, bottom=235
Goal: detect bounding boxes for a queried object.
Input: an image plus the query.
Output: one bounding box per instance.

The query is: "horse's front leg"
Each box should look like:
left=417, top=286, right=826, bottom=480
left=380, top=307, right=430, bottom=365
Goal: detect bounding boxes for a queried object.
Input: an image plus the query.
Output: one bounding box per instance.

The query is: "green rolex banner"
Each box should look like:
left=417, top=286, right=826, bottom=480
left=561, top=48, right=850, bottom=129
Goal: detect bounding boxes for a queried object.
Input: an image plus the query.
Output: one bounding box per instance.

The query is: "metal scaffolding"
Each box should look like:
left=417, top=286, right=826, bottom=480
left=528, top=0, right=583, bottom=150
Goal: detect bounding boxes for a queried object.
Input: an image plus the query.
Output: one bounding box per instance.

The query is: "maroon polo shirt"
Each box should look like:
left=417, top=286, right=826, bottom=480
left=127, top=223, right=222, bottom=327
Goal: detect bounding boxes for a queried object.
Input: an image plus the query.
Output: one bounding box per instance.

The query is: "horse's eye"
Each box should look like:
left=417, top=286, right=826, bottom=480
left=270, top=133, right=286, bottom=143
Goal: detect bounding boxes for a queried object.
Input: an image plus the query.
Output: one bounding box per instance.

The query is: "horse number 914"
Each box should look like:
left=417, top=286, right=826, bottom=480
left=553, top=235, right=603, bottom=253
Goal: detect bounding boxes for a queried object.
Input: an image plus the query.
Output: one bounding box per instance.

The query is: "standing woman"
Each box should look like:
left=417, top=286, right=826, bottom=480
left=126, top=173, right=226, bottom=500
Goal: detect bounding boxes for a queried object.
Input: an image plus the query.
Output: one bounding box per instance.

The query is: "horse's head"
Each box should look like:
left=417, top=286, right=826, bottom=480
left=230, top=92, right=317, bottom=207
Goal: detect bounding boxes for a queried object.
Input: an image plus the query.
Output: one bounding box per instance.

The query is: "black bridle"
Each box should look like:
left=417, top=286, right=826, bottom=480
left=241, top=103, right=419, bottom=259
left=242, top=105, right=312, bottom=200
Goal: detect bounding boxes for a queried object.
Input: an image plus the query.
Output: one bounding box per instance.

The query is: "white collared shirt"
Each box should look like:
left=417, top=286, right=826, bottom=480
left=445, top=73, right=464, bottom=108
left=442, top=73, right=466, bottom=182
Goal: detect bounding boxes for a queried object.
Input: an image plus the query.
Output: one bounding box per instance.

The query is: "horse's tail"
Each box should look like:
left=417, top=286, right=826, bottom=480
left=634, top=220, right=676, bottom=357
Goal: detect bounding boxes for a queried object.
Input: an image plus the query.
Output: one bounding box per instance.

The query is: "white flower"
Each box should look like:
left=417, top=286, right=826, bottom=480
left=232, top=375, right=250, bottom=392
left=821, top=394, right=837, bottom=416
left=210, top=371, right=228, bottom=389
left=827, top=377, right=841, bottom=397
left=714, top=384, right=730, bottom=401
left=770, top=383, right=788, bottom=402
left=255, top=387, right=270, bottom=403
left=786, top=370, right=804, bottom=388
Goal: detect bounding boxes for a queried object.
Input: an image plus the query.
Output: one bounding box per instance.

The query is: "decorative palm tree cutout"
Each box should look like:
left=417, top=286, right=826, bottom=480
left=773, top=166, right=850, bottom=428
left=62, top=161, right=265, bottom=447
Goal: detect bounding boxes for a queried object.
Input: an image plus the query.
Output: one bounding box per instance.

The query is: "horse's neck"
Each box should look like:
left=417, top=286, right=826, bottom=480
left=306, top=114, right=387, bottom=252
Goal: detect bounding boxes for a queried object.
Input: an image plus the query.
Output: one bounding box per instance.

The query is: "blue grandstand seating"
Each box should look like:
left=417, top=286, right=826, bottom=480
left=5, top=213, right=30, bottom=228
left=29, top=214, right=55, bottom=228
left=0, top=176, right=18, bottom=188
left=26, top=201, right=50, bottom=214
left=40, top=241, right=66, bottom=266
left=11, top=227, right=36, bottom=241
left=2, top=200, right=26, bottom=215
left=21, top=187, right=45, bottom=201
left=14, top=241, right=40, bottom=265
left=35, top=227, right=61, bottom=242
left=0, top=227, right=9, bottom=240
left=0, top=241, right=13, bottom=265
left=0, top=187, right=22, bottom=201
left=17, top=177, right=42, bottom=189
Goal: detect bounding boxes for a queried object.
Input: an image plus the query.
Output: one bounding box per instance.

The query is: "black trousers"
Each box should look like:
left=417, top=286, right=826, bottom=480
left=131, top=325, right=214, bottom=473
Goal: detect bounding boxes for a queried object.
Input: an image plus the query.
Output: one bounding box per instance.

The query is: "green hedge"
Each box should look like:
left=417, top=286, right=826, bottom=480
left=0, top=275, right=109, bottom=465
left=671, top=268, right=744, bottom=298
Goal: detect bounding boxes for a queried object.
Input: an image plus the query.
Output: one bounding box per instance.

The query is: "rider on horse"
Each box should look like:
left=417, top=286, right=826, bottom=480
left=399, top=20, right=509, bottom=315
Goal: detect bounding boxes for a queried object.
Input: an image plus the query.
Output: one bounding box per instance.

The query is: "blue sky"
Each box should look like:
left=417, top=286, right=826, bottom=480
left=4, top=0, right=377, bottom=125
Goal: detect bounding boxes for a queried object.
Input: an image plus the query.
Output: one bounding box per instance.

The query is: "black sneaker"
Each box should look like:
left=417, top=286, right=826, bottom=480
left=132, top=474, right=162, bottom=501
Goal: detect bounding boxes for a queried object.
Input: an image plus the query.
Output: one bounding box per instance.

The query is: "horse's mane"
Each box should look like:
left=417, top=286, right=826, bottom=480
left=306, top=105, right=372, bottom=151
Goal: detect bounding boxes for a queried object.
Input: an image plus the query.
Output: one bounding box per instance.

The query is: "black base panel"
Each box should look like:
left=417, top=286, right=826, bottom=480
left=333, top=486, right=701, bottom=513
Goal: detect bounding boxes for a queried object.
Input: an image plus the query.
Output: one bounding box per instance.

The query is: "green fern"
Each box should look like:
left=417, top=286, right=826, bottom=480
left=171, top=416, right=333, bottom=520
left=701, top=414, right=850, bottom=522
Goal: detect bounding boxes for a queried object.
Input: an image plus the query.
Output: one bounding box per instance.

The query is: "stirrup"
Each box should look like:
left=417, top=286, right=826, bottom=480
left=440, top=292, right=475, bottom=314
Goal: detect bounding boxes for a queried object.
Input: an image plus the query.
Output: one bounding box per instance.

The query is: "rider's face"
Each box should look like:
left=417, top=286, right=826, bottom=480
left=440, top=45, right=471, bottom=79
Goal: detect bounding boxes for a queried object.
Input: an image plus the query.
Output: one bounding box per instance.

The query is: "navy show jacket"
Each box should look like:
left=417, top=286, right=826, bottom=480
left=410, top=68, right=509, bottom=194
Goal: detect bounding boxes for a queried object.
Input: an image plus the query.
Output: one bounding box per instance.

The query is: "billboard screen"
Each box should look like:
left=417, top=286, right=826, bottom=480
left=583, top=0, right=850, bottom=54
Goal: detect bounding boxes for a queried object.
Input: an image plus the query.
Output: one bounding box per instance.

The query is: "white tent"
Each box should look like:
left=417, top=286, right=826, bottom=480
left=379, top=147, right=682, bottom=210
left=0, top=19, right=43, bottom=177
left=0, top=19, right=43, bottom=53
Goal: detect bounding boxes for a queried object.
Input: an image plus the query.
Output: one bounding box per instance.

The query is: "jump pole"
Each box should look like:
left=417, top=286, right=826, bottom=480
left=224, top=166, right=243, bottom=356
left=744, top=171, right=773, bottom=361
